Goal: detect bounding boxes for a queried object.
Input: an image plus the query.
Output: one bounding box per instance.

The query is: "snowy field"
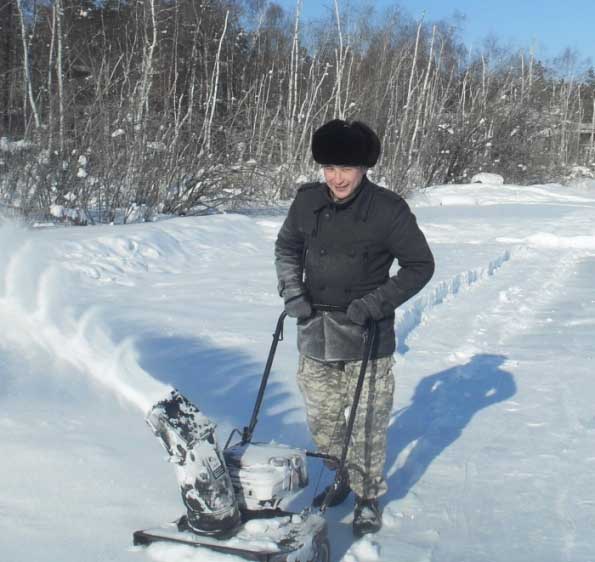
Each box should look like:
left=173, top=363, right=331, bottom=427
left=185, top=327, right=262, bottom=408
left=1, top=180, right=595, bottom=562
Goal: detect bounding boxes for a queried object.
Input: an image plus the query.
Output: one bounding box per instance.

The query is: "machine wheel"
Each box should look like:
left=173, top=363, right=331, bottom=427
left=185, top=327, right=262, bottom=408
left=309, top=537, right=330, bottom=562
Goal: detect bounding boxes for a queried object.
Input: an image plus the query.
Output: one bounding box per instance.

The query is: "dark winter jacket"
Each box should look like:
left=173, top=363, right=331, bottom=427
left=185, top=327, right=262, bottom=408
left=275, top=176, right=434, bottom=361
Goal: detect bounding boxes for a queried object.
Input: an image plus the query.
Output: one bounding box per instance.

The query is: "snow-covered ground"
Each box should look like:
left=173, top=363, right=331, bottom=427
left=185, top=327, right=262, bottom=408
left=1, top=180, right=595, bottom=562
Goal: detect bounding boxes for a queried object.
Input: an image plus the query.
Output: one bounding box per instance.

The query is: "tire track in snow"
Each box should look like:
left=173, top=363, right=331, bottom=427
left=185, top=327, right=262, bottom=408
left=395, top=249, right=512, bottom=354
left=402, top=205, right=595, bottom=358
left=447, top=247, right=586, bottom=365
left=442, top=250, right=589, bottom=562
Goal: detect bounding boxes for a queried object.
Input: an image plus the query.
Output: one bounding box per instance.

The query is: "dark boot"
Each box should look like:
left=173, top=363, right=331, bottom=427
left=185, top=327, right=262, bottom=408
left=312, top=471, right=351, bottom=508
left=352, top=497, right=382, bottom=537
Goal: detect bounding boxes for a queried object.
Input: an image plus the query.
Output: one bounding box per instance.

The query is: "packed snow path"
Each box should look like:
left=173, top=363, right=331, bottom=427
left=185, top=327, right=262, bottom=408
left=0, top=182, right=594, bottom=561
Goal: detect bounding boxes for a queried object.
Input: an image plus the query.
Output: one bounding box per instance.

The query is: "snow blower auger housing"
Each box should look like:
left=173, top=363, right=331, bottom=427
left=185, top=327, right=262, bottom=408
left=134, top=310, right=377, bottom=562
left=144, top=389, right=241, bottom=537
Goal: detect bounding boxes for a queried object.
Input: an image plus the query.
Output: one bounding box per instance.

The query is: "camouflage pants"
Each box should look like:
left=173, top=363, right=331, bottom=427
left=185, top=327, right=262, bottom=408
left=296, top=354, right=395, bottom=499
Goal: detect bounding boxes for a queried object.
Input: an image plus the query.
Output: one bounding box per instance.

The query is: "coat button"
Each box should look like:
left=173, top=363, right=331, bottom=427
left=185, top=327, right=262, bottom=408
left=320, top=248, right=327, bottom=256
left=324, top=212, right=331, bottom=219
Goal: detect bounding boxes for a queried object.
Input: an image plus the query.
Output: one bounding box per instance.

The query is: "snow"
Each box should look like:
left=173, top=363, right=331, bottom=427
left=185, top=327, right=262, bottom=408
left=1, top=179, right=595, bottom=561
left=411, top=181, right=595, bottom=207
left=470, top=172, right=505, bottom=185
left=0, top=136, right=33, bottom=153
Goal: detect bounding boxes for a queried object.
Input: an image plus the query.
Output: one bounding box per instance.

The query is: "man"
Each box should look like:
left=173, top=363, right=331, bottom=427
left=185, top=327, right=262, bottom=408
left=275, top=119, right=434, bottom=537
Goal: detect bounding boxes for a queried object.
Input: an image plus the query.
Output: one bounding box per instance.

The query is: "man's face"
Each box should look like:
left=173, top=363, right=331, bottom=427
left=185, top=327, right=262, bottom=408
left=322, top=165, right=366, bottom=200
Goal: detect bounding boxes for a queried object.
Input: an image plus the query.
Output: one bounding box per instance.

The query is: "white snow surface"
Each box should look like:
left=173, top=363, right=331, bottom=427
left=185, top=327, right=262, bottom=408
left=1, top=181, right=595, bottom=561
left=470, top=172, right=505, bottom=185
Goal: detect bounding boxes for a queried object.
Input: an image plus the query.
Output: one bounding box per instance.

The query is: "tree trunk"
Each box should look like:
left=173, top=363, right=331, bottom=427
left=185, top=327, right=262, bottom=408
left=15, top=0, right=41, bottom=132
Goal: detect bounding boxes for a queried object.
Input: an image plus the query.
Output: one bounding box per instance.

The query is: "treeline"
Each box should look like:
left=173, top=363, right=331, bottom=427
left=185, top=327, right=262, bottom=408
left=1, top=0, right=595, bottom=223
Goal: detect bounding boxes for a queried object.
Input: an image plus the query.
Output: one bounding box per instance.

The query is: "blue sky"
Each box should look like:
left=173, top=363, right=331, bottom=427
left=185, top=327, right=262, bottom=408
left=275, top=0, right=595, bottom=65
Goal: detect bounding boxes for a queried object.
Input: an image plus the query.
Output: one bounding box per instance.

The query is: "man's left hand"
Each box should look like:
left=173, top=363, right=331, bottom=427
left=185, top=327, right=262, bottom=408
left=346, top=298, right=373, bottom=326
left=348, top=291, right=395, bottom=325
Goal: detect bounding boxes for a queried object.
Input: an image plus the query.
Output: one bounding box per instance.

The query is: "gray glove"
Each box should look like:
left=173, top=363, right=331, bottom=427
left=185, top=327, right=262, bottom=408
left=347, top=291, right=394, bottom=325
left=284, top=294, right=313, bottom=319
left=346, top=298, right=373, bottom=326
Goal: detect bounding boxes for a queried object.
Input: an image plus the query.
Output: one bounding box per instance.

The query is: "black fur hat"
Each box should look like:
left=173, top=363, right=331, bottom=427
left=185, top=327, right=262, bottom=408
left=312, top=119, right=381, bottom=167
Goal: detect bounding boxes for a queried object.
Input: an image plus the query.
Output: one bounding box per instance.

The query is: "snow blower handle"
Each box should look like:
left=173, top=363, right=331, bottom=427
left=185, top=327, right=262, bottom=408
left=241, top=310, right=288, bottom=444
left=239, top=306, right=373, bottom=449
left=239, top=305, right=347, bottom=445
left=319, top=318, right=377, bottom=513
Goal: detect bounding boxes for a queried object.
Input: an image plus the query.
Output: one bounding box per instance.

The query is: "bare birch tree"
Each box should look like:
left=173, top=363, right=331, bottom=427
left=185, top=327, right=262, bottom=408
left=15, top=0, right=40, bottom=132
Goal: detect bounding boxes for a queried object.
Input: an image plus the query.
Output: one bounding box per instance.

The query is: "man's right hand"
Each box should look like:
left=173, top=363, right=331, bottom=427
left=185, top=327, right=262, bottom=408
left=284, top=294, right=313, bottom=319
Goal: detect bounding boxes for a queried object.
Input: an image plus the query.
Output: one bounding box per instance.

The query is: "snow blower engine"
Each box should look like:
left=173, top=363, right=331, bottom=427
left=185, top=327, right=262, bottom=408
left=146, top=389, right=309, bottom=537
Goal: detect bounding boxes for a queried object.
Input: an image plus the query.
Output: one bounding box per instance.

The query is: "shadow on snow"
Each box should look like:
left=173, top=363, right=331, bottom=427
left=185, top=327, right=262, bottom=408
left=386, top=353, right=517, bottom=500
left=310, top=354, right=516, bottom=562
left=135, top=333, right=306, bottom=447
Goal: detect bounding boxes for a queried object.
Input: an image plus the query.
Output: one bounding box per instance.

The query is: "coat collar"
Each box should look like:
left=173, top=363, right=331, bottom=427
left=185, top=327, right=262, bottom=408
left=312, top=176, right=375, bottom=222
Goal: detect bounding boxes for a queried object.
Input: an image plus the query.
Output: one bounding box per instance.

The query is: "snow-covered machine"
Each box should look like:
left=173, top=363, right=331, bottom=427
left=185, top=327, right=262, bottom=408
left=224, top=442, right=308, bottom=511
left=144, top=390, right=241, bottom=537
left=138, top=388, right=326, bottom=560
left=133, top=311, right=377, bottom=562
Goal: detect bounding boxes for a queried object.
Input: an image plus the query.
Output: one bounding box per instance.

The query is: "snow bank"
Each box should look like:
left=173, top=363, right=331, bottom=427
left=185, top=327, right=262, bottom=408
left=394, top=249, right=511, bottom=353
left=412, top=182, right=595, bottom=207
left=498, top=232, right=595, bottom=250
left=566, top=177, right=595, bottom=191
left=0, top=220, right=171, bottom=413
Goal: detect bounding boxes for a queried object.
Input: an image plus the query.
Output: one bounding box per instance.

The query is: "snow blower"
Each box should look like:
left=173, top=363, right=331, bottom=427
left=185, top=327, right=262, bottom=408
left=133, top=310, right=377, bottom=562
